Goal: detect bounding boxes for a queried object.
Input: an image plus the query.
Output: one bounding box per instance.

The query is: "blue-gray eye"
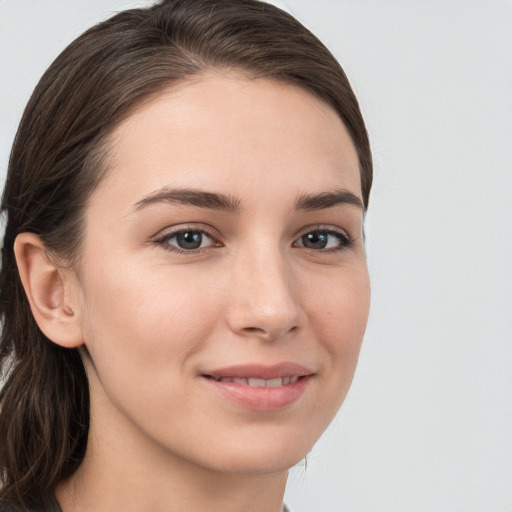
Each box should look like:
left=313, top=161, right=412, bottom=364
left=295, top=230, right=349, bottom=250
left=168, top=230, right=213, bottom=250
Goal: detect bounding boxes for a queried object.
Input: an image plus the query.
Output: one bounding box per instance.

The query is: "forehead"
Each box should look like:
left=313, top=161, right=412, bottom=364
left=94, top=74, right=361, bottom=210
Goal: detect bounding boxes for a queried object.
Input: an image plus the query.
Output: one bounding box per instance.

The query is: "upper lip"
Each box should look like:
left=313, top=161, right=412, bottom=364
left=203, top=362, right=314, bottom=380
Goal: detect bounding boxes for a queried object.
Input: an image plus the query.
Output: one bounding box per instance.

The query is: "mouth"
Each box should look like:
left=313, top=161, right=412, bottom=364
left=204, top=375, right=301, bottom=387
left=201, top=363, right=314, bottom=411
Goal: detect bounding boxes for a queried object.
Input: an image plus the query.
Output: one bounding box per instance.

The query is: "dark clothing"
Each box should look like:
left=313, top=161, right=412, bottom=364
left=0, top=497, right=61, bottom=512
left=2, top=498, right=291, bottom=511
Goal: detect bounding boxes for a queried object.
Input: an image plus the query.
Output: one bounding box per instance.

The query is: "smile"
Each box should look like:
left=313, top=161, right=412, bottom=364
left=202, top=363, right=313, bottom=411
left=209, top=376, right=300, bottom=387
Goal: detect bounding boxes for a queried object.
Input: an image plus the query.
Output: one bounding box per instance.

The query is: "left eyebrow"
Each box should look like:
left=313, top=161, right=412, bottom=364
left=295, top=189, right=364, bottom=211
left=131, top=188, right=242, bottom=214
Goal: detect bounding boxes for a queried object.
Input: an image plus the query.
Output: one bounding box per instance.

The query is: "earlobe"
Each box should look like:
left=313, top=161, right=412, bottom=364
left=13, top=232, right=83, bottom=348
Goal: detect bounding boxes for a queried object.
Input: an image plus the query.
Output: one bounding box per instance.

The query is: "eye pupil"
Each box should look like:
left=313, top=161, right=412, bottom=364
left=302, top=232, right=328, bottom=249
left=176, top=231, right=203, bottom=250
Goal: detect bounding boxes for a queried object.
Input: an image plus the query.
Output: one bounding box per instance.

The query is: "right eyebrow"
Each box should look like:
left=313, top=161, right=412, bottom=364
left=131, top=188, right=243, bottom=214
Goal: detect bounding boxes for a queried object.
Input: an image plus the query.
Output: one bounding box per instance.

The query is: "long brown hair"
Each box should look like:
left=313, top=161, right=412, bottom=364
left=0, top=0, right=372, bottom=508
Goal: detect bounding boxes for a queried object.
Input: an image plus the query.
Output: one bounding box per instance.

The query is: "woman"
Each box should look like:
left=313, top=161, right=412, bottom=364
left=0, top=0, right=372, bottom=510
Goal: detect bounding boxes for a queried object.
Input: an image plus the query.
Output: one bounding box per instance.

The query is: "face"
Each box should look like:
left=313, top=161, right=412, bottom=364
left=72, top=74, right=370, bottom=475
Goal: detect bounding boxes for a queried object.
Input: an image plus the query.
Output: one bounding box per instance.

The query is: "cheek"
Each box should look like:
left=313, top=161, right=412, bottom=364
left=78, top=259, right=224, bottom=387
left=305, top=265, right=370, bottom=378
left=77, top=263, right=229, bottom=444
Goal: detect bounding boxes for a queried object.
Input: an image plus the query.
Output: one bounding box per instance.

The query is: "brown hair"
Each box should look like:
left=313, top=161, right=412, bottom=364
left=0, top=0, right=372, bottom=508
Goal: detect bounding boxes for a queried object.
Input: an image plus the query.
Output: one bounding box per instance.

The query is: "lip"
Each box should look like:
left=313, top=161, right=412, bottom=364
left=204, top=362, right=313, bottom=380
left=201, top=363, right=314, bottom=411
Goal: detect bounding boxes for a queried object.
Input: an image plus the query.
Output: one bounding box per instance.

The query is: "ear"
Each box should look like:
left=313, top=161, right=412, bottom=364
left=14, top=232, right=83, bottom=348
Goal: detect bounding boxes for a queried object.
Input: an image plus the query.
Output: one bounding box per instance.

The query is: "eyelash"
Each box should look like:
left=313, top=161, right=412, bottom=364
left=153, top=224, right=354, bottom=254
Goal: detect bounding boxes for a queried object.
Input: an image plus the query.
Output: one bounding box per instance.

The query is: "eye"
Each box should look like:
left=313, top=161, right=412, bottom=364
left=294, top=228, right=353, bottom=251
left=155, top=228, right=218, bottom=253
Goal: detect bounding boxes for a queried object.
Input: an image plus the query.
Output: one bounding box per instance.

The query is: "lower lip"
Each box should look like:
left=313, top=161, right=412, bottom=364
left=202, top=376, right=312, bottom=411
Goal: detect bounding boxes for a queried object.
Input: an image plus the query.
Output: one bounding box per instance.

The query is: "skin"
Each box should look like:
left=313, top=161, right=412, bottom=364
left=17, top=74, right=370, bottom=512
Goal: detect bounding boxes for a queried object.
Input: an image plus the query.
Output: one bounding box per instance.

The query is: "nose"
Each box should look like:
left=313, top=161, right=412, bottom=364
left=226, top=245, right=305, bottom=342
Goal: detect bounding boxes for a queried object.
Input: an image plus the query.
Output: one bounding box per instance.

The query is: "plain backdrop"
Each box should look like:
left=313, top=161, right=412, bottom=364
left=1, top=1, right=511, bottom=511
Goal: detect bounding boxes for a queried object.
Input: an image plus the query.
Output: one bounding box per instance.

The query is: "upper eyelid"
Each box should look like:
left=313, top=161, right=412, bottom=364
left=152, top=223, right=219, bottom=241
left=294, top=224, right=351, bottom=240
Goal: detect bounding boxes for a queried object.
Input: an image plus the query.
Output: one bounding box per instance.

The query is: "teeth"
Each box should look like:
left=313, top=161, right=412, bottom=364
left=265, top=378, right=283, bottom=387
left=247, top=377, right=266, bottom=387
left=213, top=376, right=300, bottom=387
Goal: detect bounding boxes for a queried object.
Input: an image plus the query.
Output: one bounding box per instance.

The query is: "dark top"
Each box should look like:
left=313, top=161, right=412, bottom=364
left=0, top=498, right=61, bottom=512
left=48, top=498, right=61, bottom=512
left=1, top=498, right=291, bottom=511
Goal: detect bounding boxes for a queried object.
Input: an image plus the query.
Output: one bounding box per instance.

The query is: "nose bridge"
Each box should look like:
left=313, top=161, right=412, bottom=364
left=227, top=239, right=303, bottom=340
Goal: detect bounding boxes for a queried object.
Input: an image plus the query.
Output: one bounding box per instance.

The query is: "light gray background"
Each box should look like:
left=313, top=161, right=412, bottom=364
left=1, top=1, right=511, bottom=511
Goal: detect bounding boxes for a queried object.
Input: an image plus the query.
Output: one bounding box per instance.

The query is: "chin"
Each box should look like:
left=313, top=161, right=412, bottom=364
left=187, top=422, right=326, bottom=476
left=207, top=448, right=306, bottom=476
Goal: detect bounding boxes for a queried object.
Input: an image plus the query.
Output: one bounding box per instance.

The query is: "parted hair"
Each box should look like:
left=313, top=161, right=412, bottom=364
left=0, top=0, right=372, bottom=509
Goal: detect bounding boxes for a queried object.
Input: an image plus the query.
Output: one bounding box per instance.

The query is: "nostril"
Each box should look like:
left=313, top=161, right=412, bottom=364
left=243, top=327, right=265, bottom=333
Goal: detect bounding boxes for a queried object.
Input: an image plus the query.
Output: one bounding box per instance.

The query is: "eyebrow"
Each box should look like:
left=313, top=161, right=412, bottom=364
left=131, top=187, right=363, bottom=215
left=132, top=188, right=242, bottom=214
left=295, top=189, right=364, bottom=211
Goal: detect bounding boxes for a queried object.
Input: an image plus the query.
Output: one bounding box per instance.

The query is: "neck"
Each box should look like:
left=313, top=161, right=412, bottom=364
left=56, top=454, right=288, bottom=512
